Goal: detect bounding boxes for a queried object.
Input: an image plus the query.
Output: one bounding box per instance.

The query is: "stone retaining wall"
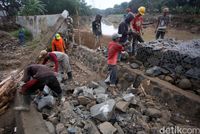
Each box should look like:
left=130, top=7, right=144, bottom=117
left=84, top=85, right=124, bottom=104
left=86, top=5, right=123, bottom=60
left=136, top=39, right=200, bottom=92
left=71, top=45, right=200, bottom=121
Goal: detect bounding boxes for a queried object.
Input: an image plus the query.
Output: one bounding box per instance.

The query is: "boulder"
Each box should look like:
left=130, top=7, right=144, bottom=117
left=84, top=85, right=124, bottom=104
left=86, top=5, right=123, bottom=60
left=116, top=101, right=130, bottom=112
left=123, top=93, right=135, bottom=102
left=145, top=66, right=162, bottom=77
left=84, top=120, right=100, bottom=134
left=78, top=96, right=92, bottom=106
left=130, top=63, right=140, bottom=69
left=96, top=94, right=108, bottom=103
left=145, top=108, right=162, bottom=118
left=88, top=81, right=99, bottom=89
left=178, top=78, right=192, bottom=89
left=98, top=122, right=117, bottom=134
left=90, top=99, right=116, bottom=121
left=45, top=121, right=55, bottom=134
left=94, top=86, right=106, bottom=95
left=56, top=123, right=66, bottom=134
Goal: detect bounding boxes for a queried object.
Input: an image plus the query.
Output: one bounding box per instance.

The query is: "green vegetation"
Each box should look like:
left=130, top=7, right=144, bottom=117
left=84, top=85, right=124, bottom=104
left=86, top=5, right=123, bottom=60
left=0, top=0, right=91, bottom=16
left=18, top=0, right=46, bottom=16
left=10, top=28, right=32, bottom=41
left=93, top=0, right=200, bottom=15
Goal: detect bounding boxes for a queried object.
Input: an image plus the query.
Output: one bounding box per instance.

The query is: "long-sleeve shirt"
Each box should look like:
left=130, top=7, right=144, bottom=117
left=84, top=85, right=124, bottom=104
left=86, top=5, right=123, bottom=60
left=22, top=64, right=55, bottom=82
left=107, top=41, right=124, bottom=65
left=51, top=37, right=65, bottom=52
left=42, top=51, right=68, bottom=72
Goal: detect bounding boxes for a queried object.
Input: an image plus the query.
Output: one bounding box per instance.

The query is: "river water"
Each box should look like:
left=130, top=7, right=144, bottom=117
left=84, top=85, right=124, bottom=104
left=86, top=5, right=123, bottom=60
left=101, top=22, right=200, bottom=41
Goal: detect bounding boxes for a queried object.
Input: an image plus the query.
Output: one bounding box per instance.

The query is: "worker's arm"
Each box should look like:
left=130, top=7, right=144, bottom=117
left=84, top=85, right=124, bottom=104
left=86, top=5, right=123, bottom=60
left=49, top=53, right=58, bottom=72
left=22, top=67, right=31, bottom=82
left=42, top=57, right=49, bottom=65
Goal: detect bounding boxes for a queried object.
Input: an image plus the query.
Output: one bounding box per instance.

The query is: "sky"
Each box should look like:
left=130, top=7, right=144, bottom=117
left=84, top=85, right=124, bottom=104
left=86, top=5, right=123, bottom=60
left=85, top=0, right=131, bottom=9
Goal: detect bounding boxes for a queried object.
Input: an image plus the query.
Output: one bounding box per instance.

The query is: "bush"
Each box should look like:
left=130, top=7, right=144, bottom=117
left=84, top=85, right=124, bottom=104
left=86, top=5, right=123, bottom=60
left=10, top=28, right=32, bottom=41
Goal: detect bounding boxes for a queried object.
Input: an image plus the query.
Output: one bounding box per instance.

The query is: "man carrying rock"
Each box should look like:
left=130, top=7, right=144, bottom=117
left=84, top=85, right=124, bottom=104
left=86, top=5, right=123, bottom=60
left=105, top=33, right=124, bottom=91
left=40, top=50, right=72, bottom=82
left=15, top=64, right=62, bottom=111
left=155, top=7, right=170, bottom=39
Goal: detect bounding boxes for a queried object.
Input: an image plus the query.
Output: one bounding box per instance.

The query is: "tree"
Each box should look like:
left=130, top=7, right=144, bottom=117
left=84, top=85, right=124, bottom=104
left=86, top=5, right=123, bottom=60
left=0, top=0, right=21, bottom=16
left=18, top=0, right=46, bottom=15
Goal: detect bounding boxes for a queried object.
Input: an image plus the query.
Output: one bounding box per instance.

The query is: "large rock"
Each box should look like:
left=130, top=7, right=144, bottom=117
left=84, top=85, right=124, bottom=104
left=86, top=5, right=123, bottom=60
left=123, top=93, right=135, bottom=102
left=45, top=121, right=55, bottom=134
left=84, top=120, right=100, bottom=134
left=94, top=86, right=106, bottom=95
left=96, top=94, right=108, bottom=103
left=78, top=96, right=92, bottom=106
left=56, top=123, right=66, bottom=134
left=130, top=63, right=140, bottom=69
left=145, top=66, right=162, bottom=77
left=178, top=78, right=192, bottom=89
left=116, top=101, right=130, bottom=112
left=90, top=99, right=116, bottom=121
left=145, top=108, right=162, bottom=118
left=98, top=122, right=117, bottom=134
left=88, top=81, right=99, bottom=89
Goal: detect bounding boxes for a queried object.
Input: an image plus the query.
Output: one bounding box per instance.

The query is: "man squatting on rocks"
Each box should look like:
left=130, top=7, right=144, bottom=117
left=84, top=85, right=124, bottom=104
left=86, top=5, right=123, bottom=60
left=105, top=33, right=125, bottom=88
left=155, top=7, right=170, bottom=39
left=40, top=50, right=72, bottom=82
left=16, top=64, right=62, bottom=110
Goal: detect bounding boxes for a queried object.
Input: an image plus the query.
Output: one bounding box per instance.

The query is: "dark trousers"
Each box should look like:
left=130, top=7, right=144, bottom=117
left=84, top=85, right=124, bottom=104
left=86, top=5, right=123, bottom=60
left=156, top=31, right=165, bottom=39
left=108, top=64, right=117, bottom=85
left=131, top=32, right=144, bottom=55
left=21, top=76, right=62, bottom=97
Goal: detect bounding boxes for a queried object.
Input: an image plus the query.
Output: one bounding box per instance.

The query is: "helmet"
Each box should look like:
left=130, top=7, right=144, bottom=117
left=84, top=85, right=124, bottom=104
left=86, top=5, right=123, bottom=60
left=138, top=6, right=146, bottom=15
left=112, top=33, right=122, bottom=41
left=163, top=7, right=169, bottom=13
left=39, top=50, right=47, bottom=58
left=55, top=33, right=61, bottom=40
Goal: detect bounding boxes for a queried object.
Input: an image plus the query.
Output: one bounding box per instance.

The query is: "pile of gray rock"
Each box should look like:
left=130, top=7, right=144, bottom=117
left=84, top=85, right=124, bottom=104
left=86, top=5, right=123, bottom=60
left=136, top=39, right=200, bottom=94
left=41, top=81, right=191, bottom=134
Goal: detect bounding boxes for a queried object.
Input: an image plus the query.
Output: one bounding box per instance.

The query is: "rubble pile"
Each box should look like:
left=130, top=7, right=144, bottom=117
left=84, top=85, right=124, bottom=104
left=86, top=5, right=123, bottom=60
left=136, top=39, right=200, bottom=94
left=40, top=80, right=195, bottom=134
left=0, top=31, right=22, bottom=81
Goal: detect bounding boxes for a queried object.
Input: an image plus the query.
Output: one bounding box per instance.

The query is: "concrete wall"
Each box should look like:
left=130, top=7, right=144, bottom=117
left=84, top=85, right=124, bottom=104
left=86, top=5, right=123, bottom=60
left=16, top=14, right=61, bottom=38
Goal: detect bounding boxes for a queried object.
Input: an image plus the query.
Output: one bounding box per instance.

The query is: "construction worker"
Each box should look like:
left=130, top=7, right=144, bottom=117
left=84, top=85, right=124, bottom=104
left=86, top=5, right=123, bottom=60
left=66, top=16, right=74, bottom=44
left=52, top=33, right=66, bottom=53
left=16, top=64, right=62, bottom=111
left=130, top=6, right=145, bottom=55
left=40, top=50, right=72, bottom=81
left=18, top=27, right=25, bottom=46
left=105, top=33, right=124, bottom=88
left=155, top=7, right=170, bottom=39
left=92, top=14, right=102, bottom=50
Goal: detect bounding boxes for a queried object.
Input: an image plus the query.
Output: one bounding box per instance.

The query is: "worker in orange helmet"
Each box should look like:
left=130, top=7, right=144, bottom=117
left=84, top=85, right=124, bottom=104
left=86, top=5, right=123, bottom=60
left=52, top=33, right=66, bottom=53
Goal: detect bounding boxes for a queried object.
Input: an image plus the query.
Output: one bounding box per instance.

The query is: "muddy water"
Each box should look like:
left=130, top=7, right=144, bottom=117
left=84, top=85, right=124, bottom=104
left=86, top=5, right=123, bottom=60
left=101, top=23, right=200, bottom=41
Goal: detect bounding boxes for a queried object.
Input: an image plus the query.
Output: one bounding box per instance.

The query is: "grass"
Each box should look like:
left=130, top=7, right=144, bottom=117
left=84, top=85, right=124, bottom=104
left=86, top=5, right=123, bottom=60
left=10, top=28, right=33, bottom=41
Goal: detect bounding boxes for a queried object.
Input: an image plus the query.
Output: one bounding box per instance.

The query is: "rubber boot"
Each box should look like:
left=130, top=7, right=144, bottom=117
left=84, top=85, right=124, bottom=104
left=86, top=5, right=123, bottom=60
left=67, top=72, right=73, bottom=80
